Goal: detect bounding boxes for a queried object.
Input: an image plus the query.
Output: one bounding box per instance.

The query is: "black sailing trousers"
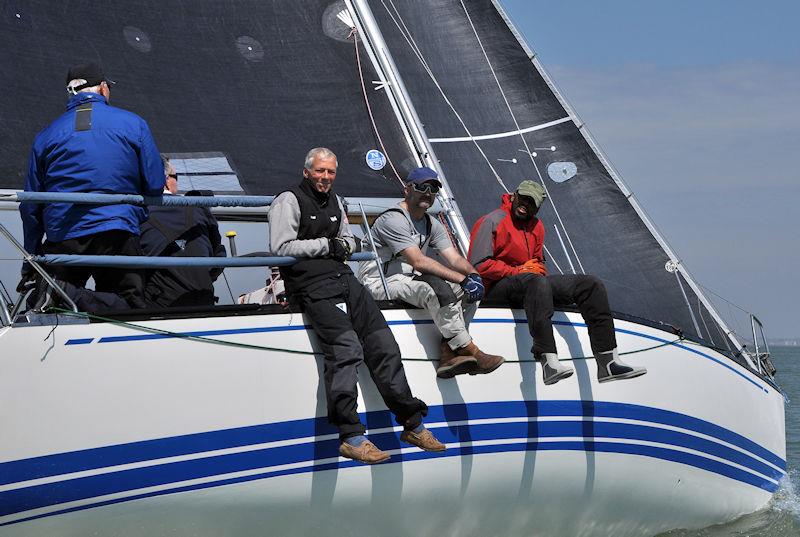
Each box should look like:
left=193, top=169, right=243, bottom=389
left=486, top=274, right=617, bottom=356
left=42, top=229, right=147, bottom=309
left=299, top=274, right=427, bottom=440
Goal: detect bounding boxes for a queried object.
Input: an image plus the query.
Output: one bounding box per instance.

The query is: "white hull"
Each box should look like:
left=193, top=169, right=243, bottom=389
left=0, top=307, right=786, bottom=536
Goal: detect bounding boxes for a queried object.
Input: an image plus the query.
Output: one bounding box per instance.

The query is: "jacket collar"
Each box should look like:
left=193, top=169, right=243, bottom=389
left=298, top=178, right=332, bottom=207
left=66, top=92, right=107, bottom=111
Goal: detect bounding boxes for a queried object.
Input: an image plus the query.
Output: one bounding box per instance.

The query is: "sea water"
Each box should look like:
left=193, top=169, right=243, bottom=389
left=658, top=346, right=800, bottom=536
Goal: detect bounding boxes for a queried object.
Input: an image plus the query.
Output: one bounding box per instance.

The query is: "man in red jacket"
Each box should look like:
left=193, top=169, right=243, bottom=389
left=468, top=180, right=647, bottom=385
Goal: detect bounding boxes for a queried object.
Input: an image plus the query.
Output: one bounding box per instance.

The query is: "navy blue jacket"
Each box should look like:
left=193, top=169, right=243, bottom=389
left=20, top=92, right=165, bottom=255
left=140, top=198, right=226, bottom=307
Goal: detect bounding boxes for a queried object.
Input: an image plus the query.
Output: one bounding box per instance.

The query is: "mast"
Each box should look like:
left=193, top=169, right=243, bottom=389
left=490, top=0, right=748, bottom=358
left=348, top=0, right=473, bottom=253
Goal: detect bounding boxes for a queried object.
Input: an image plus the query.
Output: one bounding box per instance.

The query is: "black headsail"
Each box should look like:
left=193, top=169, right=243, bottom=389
left=359, top=0, right=738, bottom=350
left=0, top=0, right=416, bottom=197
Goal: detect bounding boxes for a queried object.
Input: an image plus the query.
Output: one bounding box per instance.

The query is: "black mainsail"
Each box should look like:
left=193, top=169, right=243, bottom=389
left=0, top=0, right=416, bottom=197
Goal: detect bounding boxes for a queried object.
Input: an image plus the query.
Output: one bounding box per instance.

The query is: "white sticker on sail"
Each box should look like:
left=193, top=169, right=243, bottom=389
left=365, top=150, right=386, bottom=171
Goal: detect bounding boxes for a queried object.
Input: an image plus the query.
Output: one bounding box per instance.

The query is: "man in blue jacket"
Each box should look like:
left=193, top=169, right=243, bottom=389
left=19, top=62, right=165, bottom=309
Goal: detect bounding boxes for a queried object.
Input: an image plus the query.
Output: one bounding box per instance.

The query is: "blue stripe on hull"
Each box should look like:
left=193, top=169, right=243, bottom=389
left=0, top=401, right=784, bottom=488
left=1, top=420, right=781, bottom=518
left=0, top=402, right=785, bottom=523
left=0, top=438, right=779, bottom=528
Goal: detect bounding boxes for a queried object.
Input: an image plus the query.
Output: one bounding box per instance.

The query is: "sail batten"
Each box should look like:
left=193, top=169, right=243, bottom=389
left=429, top=116, right=572, bottom=143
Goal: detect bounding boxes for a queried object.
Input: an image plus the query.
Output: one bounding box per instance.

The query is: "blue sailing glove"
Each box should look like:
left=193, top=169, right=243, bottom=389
left=460, top=273, right=484, bottom=303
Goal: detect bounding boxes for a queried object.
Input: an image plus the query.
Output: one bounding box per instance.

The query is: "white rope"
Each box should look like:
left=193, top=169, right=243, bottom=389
left=458, top=0, right=586, bottom=274
left=382, top=0, right=509, bottom=193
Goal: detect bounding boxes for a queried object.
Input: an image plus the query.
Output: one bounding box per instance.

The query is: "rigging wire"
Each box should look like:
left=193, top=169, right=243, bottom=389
left=457, top=0, right=586, bottom=275
left=0, top=277, right=12, bottom=304
left=349, top=27, right=406, bottom=190
left=50, top=307, right=680, bottom=362
left=381, top=0, right=509, bottom=193
left=221, top=272, right=236, bottom=304
left=695, top=282, right=757, bottom=344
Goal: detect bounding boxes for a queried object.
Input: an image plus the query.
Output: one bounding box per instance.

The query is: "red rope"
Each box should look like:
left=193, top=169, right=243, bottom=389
left=349, top=28, right=406, bottom=190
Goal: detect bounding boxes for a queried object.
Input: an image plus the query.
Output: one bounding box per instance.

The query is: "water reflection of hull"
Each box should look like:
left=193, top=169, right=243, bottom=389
left=0, top=307, right=785, bottom=536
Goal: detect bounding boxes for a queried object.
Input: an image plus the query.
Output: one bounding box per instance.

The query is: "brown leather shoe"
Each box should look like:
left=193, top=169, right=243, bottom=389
left=450, top=341, right=505, bottom=376
left=468, top=346, right=505, bottom=375
left=339, top=440, right=390, bottom=464
left=400, top=428, right=446, bottom=452
left=437, top=340, right=477, bottom=378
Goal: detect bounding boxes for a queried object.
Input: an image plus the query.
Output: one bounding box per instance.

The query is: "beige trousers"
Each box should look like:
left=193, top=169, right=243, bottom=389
left=363, top=273, right=477, bottom=350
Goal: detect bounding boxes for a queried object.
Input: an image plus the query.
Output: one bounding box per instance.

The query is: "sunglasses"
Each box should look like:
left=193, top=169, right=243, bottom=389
left=167, top=173, right=178, bottom=180
left=411, top=182, right=440, bottom=194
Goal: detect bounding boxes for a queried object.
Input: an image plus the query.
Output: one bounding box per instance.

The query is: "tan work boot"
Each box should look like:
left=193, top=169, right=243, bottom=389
left=437, top=341, right=477, bottom=378
left=400, top=428, right=446, bottom=451
left=467, top=345, right=505, bottom=375
left=339, top=440, right=390, bottom=464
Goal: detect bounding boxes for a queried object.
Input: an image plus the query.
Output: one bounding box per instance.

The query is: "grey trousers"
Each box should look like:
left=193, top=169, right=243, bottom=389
left=363, top=273, right=477, bottom=350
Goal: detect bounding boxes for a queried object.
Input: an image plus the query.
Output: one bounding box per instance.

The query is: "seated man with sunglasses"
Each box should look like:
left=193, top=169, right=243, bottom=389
left=358, top=167, right=505, bottom=378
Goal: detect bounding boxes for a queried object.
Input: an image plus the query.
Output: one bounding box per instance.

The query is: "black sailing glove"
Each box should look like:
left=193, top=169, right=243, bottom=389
left=16, top=262, right=36, bottom=294
left=328, top=237, right=352, bottom=262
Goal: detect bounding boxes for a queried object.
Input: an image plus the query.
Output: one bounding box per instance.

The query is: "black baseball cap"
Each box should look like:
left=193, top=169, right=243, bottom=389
left=65, top=62, right=115, bottom=91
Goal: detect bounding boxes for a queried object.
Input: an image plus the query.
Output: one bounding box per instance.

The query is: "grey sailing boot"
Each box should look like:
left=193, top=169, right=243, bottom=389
left=596, top=348, right=647, bottom=383
left=536, top=352, right=574, bottom=385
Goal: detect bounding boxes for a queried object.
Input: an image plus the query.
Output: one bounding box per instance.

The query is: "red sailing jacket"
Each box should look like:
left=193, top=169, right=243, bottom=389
left=467, top=193, right=545, bottom=290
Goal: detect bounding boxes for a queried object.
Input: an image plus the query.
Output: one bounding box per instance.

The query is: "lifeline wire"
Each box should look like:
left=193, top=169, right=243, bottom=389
left=51, top=307, right=681, bottom=362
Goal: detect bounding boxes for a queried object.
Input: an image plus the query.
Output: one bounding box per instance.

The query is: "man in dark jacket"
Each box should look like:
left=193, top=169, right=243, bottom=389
left=20, top=62, right=165, bottom=309
left=140, top=158, right=225, bottom=308
left=269, top=147, right=444, bottom=465
left=468, top=180, right=647, bottom=385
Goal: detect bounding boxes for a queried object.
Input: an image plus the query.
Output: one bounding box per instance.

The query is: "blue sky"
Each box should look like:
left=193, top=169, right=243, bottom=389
left=500, top=0, right=800, bottom=339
